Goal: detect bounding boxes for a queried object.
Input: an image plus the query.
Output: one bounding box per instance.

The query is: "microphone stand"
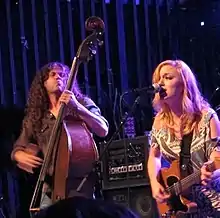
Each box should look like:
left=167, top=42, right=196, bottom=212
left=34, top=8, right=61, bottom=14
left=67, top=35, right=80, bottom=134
left=76, top=94, right=141, bottom=194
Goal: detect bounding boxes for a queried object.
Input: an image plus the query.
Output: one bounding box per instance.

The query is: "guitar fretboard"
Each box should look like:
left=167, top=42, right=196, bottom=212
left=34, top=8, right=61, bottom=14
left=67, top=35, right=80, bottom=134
left=166, top=162, right=215, bottom=196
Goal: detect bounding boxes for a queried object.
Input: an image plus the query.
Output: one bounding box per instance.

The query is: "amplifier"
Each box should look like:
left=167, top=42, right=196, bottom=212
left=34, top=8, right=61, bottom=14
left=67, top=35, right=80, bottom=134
left=100, top=136, right=150, bottom=190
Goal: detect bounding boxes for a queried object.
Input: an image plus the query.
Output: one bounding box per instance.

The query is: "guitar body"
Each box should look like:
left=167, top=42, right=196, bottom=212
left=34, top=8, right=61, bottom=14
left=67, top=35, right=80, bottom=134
left=157, top=160, right=197, bottom=217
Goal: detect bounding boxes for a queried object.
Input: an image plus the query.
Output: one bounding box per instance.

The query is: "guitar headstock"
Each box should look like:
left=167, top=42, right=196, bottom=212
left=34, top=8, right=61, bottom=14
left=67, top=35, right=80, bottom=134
left=76, top=17, right=104, bottom=63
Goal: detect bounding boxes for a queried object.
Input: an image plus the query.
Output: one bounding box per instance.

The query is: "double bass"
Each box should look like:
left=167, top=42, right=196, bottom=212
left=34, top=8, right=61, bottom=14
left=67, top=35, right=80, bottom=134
left=28, top=16, right=105, bottom=215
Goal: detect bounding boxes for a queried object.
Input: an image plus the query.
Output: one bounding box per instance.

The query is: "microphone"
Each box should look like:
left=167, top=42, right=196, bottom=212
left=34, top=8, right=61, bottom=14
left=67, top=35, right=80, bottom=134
left=124, top=84, right=163, bottom=94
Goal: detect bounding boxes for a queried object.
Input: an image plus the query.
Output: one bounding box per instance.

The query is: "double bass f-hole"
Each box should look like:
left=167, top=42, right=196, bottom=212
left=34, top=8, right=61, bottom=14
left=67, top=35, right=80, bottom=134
left=29, top=16, right=105, bottom=215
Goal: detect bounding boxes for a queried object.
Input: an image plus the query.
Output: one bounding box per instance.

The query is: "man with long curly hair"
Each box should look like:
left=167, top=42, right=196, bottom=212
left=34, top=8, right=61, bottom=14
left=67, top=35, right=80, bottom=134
left=148, top=60, right=220, bottom=217
left=11, top=62, right=109, bottom=209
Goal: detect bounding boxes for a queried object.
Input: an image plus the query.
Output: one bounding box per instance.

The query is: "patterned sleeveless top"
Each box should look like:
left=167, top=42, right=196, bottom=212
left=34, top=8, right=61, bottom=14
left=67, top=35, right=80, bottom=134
left=151, top=108, right=220, bottom=217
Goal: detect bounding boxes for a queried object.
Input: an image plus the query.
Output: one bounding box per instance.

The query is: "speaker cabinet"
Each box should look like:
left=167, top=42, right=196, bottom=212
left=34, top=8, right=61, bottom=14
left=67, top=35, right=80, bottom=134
left=103, top=186, right=159, bottom=218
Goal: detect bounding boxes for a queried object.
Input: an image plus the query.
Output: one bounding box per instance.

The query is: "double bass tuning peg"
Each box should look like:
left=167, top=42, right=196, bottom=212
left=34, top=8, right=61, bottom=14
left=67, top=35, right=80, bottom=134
left=88, top=38, right=103, bottom=47
left=88, top=43, right=97, bottom=55
left=90, top=49, right=96, bottom=55
left=87, top=54, right=94, bottom=62
left=97, top=39, right=103, bottom=46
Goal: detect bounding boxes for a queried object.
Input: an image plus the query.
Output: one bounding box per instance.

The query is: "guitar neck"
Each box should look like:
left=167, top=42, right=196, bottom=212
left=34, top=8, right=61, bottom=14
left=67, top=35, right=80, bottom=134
left=180, top=170, right=201, bottom=190
left=166, top=170, right=201, bottom=196
left=164, top=159, right=220, bottom=196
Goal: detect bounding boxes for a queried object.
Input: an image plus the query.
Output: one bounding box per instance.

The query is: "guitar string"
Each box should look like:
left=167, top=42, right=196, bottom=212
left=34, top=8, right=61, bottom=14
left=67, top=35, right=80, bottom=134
left=165, top=163, right=214, bottom=194
left=166, top=170, right=200, bottom=193
left=165, top=161, right=196, bottom=193
left=166, top=163, right=214, bottom=193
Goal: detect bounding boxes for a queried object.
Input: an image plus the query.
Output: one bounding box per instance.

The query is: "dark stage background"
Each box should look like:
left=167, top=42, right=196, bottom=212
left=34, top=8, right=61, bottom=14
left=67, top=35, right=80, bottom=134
left=1, top=0, right=220, bottom=217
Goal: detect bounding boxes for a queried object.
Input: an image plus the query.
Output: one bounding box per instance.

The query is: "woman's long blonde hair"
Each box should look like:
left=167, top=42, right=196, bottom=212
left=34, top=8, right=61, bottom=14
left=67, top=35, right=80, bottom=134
left=152, top=60, right=209, bottom=135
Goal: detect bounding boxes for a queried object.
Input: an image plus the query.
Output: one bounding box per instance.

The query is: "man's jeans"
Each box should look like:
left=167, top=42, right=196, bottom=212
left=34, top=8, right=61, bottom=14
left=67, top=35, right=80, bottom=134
left=40, top=193, right=52, bottom=209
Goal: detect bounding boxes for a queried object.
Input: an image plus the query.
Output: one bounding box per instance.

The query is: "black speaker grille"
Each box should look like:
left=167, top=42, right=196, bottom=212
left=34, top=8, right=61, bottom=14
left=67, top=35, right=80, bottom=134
left=103, top=186, right=159, bottom=218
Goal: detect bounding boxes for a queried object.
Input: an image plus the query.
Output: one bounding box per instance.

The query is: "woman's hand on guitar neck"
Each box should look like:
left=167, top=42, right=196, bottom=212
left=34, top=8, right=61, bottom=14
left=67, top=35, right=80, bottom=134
left=151, top=180, right=170, bottom=203
left=201, top=161, right=213, bottom=186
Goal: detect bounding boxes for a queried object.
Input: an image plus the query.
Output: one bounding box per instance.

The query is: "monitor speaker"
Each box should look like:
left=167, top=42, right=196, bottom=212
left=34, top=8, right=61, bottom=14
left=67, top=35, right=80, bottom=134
left=103, top=185, right=159, bottom=218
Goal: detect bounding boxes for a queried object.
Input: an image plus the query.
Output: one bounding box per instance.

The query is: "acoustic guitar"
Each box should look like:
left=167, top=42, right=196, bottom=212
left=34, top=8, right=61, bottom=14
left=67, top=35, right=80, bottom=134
left=157, top=158, right=220, bottom=218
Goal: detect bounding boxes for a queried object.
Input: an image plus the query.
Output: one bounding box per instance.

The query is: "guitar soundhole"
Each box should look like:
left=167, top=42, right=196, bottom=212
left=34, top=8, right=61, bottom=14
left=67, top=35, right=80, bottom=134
left=166, top=176, right=188, bottom=213
left=167, top=176, right=178, bottom=187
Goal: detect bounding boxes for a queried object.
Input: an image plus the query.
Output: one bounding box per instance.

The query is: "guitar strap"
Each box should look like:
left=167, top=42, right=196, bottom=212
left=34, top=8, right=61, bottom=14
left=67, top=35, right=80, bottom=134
left=179, top=132, right=193, bottom=178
